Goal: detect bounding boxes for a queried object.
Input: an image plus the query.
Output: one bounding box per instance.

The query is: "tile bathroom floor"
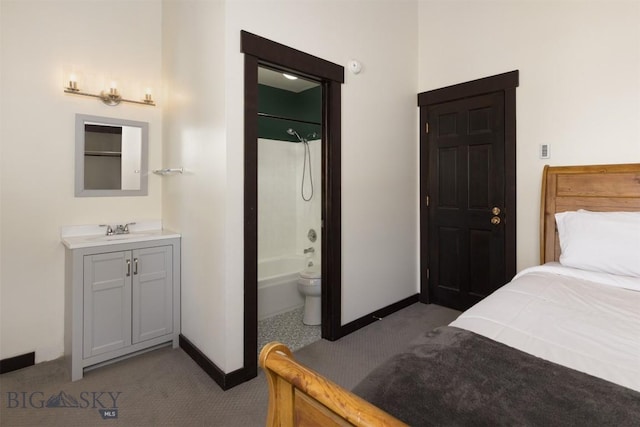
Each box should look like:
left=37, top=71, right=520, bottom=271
left=258, top=307, right=321, bottom=354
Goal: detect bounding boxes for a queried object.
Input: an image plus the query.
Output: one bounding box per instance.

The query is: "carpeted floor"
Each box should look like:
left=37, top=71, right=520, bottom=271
left=0, top=303, right=459, bottom=426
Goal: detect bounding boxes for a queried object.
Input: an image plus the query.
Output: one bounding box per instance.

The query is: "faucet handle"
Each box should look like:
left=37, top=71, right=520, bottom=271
left=99, top=224, right=114, bottom=236
left=123, top=222, right=136, bottom=233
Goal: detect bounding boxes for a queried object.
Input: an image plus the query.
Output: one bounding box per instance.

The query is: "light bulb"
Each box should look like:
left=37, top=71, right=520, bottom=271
left=68, top=73, right=78, bottom=90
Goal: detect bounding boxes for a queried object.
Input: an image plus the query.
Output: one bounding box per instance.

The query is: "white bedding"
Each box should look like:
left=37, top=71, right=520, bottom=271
left=450, top=263, right=640, bottom=392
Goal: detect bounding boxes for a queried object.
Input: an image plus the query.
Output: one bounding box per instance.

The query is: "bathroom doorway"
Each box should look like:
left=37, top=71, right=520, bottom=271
left=256, top=66, right=323, bottom=352
left=242, top=31, right=344, bottom=382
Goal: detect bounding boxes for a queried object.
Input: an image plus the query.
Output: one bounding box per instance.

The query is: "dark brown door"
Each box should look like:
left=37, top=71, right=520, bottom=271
left=419, top=71, right=518, bottom=312
left=424, top=91, right=512, bottom=311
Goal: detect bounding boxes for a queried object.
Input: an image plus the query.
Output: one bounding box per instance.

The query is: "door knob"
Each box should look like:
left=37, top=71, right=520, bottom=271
left=492, top=207, right=501, bottom=215
left=491, top=216, right=501, bottom=225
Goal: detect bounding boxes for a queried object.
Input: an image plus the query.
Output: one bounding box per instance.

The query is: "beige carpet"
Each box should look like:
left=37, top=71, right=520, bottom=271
left=0, top=303, right=459, bottom=426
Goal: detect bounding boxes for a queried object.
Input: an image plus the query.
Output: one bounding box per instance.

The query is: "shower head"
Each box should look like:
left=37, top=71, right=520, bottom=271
left=286, top=128, right=304, bottom=143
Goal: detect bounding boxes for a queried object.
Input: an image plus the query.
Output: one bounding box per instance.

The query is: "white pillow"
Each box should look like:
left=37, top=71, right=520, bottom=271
left=555, top=210, right=640, bottom=277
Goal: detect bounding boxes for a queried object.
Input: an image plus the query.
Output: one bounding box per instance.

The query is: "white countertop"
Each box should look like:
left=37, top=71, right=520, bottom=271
left=61, top=221, right=180, bottom=249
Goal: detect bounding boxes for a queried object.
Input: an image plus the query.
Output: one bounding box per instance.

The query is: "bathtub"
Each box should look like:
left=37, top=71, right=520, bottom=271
left=258, top=256, right=307, bottom=320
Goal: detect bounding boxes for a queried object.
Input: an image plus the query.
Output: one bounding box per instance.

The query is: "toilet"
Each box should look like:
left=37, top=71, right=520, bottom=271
left=297, top=267, right=321, bottom=326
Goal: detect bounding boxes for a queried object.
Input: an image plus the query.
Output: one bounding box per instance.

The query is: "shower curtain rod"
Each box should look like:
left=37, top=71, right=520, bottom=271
left=258, top=112, right=321, bottom=126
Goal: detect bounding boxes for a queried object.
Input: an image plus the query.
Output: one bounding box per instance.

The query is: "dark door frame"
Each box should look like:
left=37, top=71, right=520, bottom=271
left=241, top=31, right=345, bottom=380
left=417, top=70, right=519, bottom=303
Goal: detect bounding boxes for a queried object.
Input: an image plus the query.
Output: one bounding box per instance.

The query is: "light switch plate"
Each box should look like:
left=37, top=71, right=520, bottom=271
left=540, top=144, right=550, bottom=159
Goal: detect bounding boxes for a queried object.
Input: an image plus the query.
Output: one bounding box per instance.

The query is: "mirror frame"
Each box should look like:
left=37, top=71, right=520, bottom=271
left=75, top=114, right=149, bottom=197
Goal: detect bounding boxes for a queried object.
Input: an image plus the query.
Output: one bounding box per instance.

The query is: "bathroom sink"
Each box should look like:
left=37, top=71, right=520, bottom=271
left=86, top=232, right=152, bottom=242
left=61, top=222, right=181, bottom=250
left=62, top=231, right=173, bottom=249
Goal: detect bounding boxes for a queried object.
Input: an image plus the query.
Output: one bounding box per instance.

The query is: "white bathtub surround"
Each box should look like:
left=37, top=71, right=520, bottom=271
left=258, top=138, right=322, bottom=265
left=258, top=138, right=323, bottom=323
left=258, top=256, right=307, bottom=321
left=295, top=139, right=322, bottom=260
left=258, top=139, right=298, bottom=259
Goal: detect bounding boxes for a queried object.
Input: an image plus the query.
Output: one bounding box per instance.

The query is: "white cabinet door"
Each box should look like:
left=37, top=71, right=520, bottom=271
left=83, top=251, right=132, bottom=358
left=132, top=246, right=173, bottom=344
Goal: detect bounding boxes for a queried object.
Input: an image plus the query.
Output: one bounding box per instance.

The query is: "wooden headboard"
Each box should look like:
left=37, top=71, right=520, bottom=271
left=540, top=163, right=640, bottom=264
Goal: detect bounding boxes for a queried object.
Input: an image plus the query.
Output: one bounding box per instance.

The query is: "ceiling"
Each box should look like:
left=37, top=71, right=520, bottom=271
left=258, top=67, right=319, bottom=93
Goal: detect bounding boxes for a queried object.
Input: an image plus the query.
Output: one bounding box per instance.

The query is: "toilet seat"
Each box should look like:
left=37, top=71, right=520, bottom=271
left=300, top=268, right=321, bottom=279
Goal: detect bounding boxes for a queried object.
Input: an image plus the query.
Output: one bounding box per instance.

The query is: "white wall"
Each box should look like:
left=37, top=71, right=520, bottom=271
left=419, top=0, right=640, bottom=271
left=162, top=0, right=419, bottom=372
left=225, top=0, right=420, bottom=319
left=0, top=0, right=162, bottom=362
left=224, top=0, right=420, bottom=369
left=1, top=0, right=419, bottom=375
left=161, top=0, right=229, bottom=369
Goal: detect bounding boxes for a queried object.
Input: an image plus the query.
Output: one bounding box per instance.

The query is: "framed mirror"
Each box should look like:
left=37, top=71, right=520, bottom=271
left=75, top=114, right=148, bottom=197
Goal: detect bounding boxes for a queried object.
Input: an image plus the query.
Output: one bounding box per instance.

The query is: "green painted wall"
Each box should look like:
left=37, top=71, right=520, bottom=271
left=258, top=84, right=322, bottom=142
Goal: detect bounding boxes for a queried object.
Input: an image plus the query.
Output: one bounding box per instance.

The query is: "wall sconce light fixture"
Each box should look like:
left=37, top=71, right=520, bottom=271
left=64, top=75, right=155, bottom=107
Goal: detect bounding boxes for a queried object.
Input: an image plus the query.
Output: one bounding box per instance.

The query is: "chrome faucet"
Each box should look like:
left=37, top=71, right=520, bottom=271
left=100, top=224, right=114, bottom=236
left=100, top=222, right=135, bottom=236
left=303, top=247, right=315, bottom=255
left=114, top=222, right=136, bottom=235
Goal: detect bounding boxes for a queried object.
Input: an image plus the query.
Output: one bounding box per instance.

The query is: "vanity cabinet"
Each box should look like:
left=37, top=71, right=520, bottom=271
left=83, top=246, right=174, bottom=358
left=64, top=235, right=180, bottom=381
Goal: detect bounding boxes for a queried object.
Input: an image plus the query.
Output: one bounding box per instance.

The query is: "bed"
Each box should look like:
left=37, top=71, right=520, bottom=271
left=259, top=163, right=640, bottom=426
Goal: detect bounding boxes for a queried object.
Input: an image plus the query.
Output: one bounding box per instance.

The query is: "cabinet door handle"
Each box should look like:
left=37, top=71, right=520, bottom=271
left=134, top=258, right=138, bottom=275
left=126, top=259, right=131, bottom=277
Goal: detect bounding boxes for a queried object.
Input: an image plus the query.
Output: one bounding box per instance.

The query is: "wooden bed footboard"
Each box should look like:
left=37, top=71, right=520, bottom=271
left=259, top=342, right=407, bottom=427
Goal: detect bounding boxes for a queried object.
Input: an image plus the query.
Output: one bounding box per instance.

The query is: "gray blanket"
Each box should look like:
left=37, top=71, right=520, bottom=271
left=352, top=326, right=640, bottom=426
